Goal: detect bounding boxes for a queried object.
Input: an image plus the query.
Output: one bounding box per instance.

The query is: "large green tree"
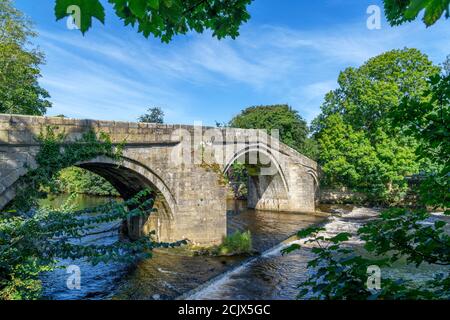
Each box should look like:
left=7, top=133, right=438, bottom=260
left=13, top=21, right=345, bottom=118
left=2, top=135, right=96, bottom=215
left=392, top=55, right=449, bottom=209
left=312, top=48, right=440, bottom=203
left=286, top=58, right=449, bottom=300
left=0, top=0, right=51, bottom=115
left=54, top=0, right=253, bottom=42
left=138, top=106, right=164, bottom=123
left=229, top=105, right=318, bottom=159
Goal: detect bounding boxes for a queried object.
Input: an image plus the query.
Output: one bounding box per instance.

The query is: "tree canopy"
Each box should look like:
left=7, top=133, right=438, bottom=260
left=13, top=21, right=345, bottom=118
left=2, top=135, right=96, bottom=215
left=312, top=48, right=440, bottom=203
left=53, top=1, right=450, bottom=42
left=138, top=106, right=165, bottom=123
left=0, top=0, right=51, bottom=115
left=286, top=55, right=449, bottom=300
left=229, top=105, right=318, bottom=159
left=54, top=0, right=253, bottom=42
left=392, top=55, right=450, bottom=209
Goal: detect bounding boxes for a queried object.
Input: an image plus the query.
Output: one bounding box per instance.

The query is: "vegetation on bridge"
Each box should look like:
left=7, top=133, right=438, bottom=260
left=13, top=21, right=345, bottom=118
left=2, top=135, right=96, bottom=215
left=10, top=127, right=123, bottom=212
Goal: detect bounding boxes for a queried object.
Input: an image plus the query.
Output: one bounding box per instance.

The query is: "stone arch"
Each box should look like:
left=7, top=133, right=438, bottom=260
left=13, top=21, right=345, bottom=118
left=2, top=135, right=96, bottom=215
left=223, top=143, right=292, bottom=211
left=77, top=156, right=176, bottom=215
left=76, top=156, right=177, bottom=241
left=305, top=168, right=319, bottom=187
left=223, top=143, right=289, bottom=193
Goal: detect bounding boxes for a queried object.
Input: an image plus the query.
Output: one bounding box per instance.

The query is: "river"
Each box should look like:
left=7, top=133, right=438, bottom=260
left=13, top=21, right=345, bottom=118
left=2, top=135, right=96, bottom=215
left=40, top=194, right=448, bottom=300
left=40, top=194, right=325, bottom=300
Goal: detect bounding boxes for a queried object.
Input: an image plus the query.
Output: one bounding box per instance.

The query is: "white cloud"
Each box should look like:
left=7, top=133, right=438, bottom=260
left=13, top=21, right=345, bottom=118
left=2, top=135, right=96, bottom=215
left=35, top=16, right=450, bottom=124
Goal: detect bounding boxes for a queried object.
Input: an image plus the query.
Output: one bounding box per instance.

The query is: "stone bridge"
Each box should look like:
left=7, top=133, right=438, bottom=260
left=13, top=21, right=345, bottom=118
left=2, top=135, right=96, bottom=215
left=0, top=115, right=319, bottom=245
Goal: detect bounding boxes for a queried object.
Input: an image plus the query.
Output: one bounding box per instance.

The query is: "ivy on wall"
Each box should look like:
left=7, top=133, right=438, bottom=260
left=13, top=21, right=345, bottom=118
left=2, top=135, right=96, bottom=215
left=10, top=126, right=123, bottom=212
left=1, top=127, right=184, bottom=299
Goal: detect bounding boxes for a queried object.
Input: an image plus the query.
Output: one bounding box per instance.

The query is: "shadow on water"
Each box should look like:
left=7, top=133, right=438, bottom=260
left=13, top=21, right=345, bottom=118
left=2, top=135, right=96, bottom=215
left=41, top=195, right=326, bottom=300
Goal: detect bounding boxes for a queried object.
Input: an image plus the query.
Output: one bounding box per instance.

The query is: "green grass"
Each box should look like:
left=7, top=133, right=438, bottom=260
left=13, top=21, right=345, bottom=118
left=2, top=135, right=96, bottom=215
left=153, top=230, right=253, bottom=257
left=216, top=230, right=252, bottom=256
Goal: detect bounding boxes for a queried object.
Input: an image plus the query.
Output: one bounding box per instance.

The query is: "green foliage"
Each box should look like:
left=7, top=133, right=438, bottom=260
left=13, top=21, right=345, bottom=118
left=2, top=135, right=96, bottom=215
left=1, top=128, right=185, bottom=299
left=359, top=208, right=449, bottom=267
left=54, top=0, right=253, bottom=42
left=283, top=225, right=449, bottom=300
left=312, top=48, right=439, bottom=203
left=226, top=162, right=248, bottom=199
left=216, top=230, right=252, bottom=256
left=287, top=56, right=450, bottom=300
left=0, top=0, right=51, bottom=115
left=301, top=137, right=320, bottom=162
left=0, top=189, right=185, bottom=300
left=383, top=0, right=450, bottom=27
left=53, top=0, right=450, bottom=40
left=57, top=167, right=120, bottom=197
left=443, top=54, right=450, bottom=75
left=230, top=105, right=317, bottom=159
left=392, top=64, right=449, bottom=209
left=138, top=106, right=165, bottom=124
left=55, top=0, right=105, bottom=34
left=10, top=127, right=123, bottom=212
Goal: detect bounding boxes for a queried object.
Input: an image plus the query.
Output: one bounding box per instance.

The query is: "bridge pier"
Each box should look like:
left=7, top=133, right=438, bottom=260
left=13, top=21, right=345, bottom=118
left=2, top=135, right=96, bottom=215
left=247, top=165, right=317, bottom=213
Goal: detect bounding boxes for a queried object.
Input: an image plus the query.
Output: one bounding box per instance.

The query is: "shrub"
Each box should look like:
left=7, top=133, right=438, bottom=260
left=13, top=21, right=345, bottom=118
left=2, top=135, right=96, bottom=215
left=217, top=231, right=252, bottom=256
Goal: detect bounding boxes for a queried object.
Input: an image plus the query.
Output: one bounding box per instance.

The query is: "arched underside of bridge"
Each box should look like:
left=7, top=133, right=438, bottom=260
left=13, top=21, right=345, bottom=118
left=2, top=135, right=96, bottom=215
left=223, top=143, right=317, bottom=213
left=77, top=156, right=176, bottom=242
left=224, top=146, right=289, bottom=212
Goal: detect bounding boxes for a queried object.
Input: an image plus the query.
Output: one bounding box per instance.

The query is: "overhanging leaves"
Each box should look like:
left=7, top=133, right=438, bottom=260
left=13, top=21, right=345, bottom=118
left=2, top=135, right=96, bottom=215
left=54, top=0, right=105, bottom=34
left=53, top=0, right=253, bottom=42
left=384, top=0, right=450, bottom=26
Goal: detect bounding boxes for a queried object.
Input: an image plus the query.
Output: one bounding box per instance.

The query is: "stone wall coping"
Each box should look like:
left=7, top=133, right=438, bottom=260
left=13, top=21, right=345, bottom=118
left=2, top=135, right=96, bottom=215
left=0, top=114, right=318, bottom=168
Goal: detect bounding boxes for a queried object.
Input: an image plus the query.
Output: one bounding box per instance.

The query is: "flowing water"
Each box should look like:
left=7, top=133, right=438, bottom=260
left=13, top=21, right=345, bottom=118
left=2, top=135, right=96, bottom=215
left=40, top=195, right=448, bottom=300
left=40, top=195, right=326, bottom=300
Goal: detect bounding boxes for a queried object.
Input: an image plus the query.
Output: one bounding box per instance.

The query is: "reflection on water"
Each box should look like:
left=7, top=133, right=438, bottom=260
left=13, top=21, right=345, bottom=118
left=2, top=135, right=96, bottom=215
left=40, top=194, right=127, bottom=300
left=41, top=195, right=325, bottom=300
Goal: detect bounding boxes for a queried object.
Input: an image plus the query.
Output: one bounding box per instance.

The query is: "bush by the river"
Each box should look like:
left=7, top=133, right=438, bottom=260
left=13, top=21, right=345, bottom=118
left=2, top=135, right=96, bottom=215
left=56, top=167, right=119, bottom=197
left=216, top=231, right=253, bottom=256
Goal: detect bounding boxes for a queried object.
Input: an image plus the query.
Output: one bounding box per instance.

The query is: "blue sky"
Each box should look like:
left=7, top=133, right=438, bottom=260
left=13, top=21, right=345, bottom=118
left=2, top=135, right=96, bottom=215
left=14, top=0, right=450, bottom=125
